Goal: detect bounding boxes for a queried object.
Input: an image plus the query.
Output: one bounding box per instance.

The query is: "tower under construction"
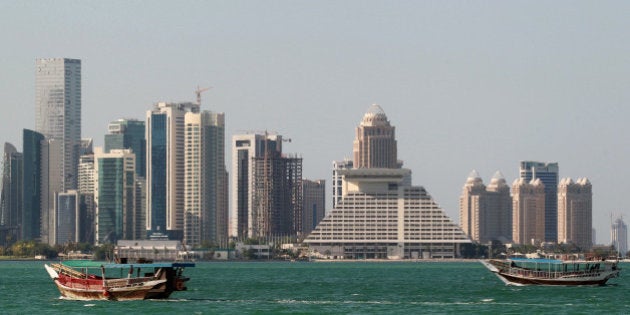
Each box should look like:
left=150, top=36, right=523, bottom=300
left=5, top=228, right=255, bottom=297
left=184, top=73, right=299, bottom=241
left=231, top=132, right=303, bottom=240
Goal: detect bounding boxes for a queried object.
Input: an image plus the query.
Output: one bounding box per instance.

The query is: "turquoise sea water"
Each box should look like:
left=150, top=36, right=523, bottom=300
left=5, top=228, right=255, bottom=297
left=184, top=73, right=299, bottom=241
left=1, top=260, right=629, bottom=314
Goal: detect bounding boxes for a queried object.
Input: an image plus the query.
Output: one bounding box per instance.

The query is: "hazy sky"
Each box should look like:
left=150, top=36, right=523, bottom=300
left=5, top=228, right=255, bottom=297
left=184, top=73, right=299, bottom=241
left=1, top=1, right=629, bottom=243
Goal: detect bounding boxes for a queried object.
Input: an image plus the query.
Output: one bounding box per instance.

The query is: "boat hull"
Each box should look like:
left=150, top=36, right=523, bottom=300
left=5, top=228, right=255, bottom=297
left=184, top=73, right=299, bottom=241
left=45, top=263, right=166, bottom=301
left=53, top=278, right=166, bottom=301
left=480, top=259, right=620, bottom=286
left=494, top=271, right=617, bottom=286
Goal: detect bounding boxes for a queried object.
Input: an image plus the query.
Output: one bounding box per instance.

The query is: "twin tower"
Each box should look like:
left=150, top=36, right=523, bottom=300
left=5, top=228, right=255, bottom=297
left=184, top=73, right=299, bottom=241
left=460, top=162, right=593, bottom=250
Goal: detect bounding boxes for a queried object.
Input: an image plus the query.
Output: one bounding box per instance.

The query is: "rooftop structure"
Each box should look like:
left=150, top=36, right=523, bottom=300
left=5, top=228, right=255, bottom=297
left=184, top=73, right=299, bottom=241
left=352, top=104, right=398, bottom=169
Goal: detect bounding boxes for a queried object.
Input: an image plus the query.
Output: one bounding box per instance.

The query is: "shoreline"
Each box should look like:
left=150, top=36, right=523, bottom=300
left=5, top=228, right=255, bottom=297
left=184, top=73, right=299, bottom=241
left=309, top=258, right=479, bottom=263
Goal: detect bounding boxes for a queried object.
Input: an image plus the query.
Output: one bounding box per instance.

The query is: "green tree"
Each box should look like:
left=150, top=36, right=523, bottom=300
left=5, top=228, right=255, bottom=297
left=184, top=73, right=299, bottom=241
left=93, top=244, right=115, bottom=260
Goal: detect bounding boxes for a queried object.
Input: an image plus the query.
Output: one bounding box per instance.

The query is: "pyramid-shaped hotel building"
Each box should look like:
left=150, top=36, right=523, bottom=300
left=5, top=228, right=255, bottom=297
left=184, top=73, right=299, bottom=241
left=304, top=105, right=471, bottom=259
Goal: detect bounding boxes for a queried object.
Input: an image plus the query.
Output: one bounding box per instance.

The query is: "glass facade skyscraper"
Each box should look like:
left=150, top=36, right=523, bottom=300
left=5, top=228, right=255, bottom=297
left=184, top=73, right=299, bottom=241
left=146, top=102, right=199, bottom=240
left=0, top=143, right=23, bottom=246
left=105, top=119, right=146, bottom=178
left=35, top=58, right=81, bottom=191
left=55, top=191, right=79, bottom=244
left=519, top=161, right=559, bottom=243
left=21, top=129, right=44, bottom=240
left=94, top=149, right=136, bottom=244
left=148, top=113, right=167, bottom=237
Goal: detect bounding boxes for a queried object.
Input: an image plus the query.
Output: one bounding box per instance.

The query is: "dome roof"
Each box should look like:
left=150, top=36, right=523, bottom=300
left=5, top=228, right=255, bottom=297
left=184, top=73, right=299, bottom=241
left=577, top=177, right=591, bottom=186
left=465, top=169, right=483, bottom=185
left=489, top=171, right=507, bottom=187
left=531, top=178, right=544, bottom=187
left=467, top=169, right=481, bottom=180
left=360, top=104, right=390, bottom=127
left=490, top=171, right=504, bottom=181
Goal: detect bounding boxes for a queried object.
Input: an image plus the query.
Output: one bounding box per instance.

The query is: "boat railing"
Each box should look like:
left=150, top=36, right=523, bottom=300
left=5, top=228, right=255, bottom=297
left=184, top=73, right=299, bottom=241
left=507, top=267, right=607, bottom=279
left=103, top=277, right=153, bottom=288
left=51, top=263, right=87, bottom=279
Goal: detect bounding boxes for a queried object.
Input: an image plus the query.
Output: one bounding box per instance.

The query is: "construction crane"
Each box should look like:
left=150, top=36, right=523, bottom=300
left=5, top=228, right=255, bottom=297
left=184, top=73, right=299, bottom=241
left=195, top=86, right=212, bottom=105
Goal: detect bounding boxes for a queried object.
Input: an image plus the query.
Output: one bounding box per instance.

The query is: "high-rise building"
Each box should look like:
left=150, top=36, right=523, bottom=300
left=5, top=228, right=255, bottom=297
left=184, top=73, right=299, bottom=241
left=104, top=119, right=147, bottom=244
left=332, top=159, right=352, bottom=209
left=146, top=102, right=199, bottom=240
left=0, top=143, right=23, bottom=245
left=305, top=106, right=470, bottom=259
left=35, top=58, right=81, bottom=245
left=78, top=153, right=95, bottom=244
left=459, top=171, right=512, bottom=244
left=21, top=129, right=45, bottom=241
left=55, top=190, right=79, bottom=244
left=557, top=178, right=592, bottom=249
left=519, top=161, right=559, bottom=242
left=352, top=104, right=398, bottom=169
left=301, top=179, right=325, bottom=237
left=512, top=178, right=546, bottom=245
left=35, top=58, right=81, bottom=192
left=105, top=119, right=146, bottom=178
left=94, top=148, right=137, bottom=244
left=485, top=172, right=513, bottom=243
left=231, top=132, right=302, bottom=239
left=611, top=216, right=627, bottom=257
left=40, top=138, right=64, bottom=244
left=183, top=111, right=227, bottom=247
left=460, top=170, right=486, bottom=242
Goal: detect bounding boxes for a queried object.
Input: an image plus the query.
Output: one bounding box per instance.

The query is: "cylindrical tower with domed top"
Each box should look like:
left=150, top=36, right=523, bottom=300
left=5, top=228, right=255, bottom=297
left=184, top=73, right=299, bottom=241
left=352, top=104, right=398, bottom=169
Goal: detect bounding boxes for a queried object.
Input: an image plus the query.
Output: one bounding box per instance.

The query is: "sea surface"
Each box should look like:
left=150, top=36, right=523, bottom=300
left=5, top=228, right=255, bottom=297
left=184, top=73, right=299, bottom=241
left=1, top=260, right=629, bottom=314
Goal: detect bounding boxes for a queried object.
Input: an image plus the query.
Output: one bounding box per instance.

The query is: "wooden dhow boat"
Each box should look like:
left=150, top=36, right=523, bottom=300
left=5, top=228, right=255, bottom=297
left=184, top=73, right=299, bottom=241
left=480, top=258, right=620, bottom=286
left=44, top=260, right=194, bottom=300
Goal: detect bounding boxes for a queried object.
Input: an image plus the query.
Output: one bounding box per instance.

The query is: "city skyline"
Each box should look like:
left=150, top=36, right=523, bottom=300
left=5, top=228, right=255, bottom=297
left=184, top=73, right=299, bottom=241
left=1, top=2, right=629, bottom=243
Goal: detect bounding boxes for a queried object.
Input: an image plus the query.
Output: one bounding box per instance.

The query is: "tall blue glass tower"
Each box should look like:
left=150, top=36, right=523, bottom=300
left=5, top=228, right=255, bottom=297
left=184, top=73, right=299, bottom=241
left=104, top=119, right=146, bottom=178
left=519, top=161, right=559, bottom=243
left=22, top=129, right=45, bottom=240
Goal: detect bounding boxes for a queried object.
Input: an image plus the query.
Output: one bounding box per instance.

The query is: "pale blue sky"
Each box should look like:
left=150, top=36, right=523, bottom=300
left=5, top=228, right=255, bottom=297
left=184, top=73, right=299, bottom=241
left=1, top=1, right=629, bottom=243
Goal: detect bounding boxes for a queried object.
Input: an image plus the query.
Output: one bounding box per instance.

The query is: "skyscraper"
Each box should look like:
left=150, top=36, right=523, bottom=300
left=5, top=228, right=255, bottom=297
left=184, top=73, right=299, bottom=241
left=305, top=106, right=470, bottom=259
left=146, top=102, right=199, bottom=240
left=485, top=172, right=513, bottom=243
left=40, top=138, right=64, bottom=244
left=459, top=170, right=486, bottom=242
left=557, top=178, right=592, bottom=249
left=78, top=153, right=95, bottom=244
left=35, top=58, right=81, bottom=245
left=512, top=178, right=546, bottom=245
left=55, top=190, right=79, bottom=244
left=459, top=171, right=513, bottom=244
left=231, top=132, right=302, bottom=239
left=94, top=148, right=137, bottom=244
left=301, top=179, right=325, bottom=237
left=105, top=119, right=146, bottom=178
left=0, top=143, right=23, bottom=245
left=352, top=104, right=397, bottom=169
left=519, top=161, right=559, bottom=242
left=183, top=111, right=227, bottom=247
left=35, top=58, right=81, bottom=191
left=611, top=216, right=628, bottom=257
left=21, top=129, right=45, bottom=241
